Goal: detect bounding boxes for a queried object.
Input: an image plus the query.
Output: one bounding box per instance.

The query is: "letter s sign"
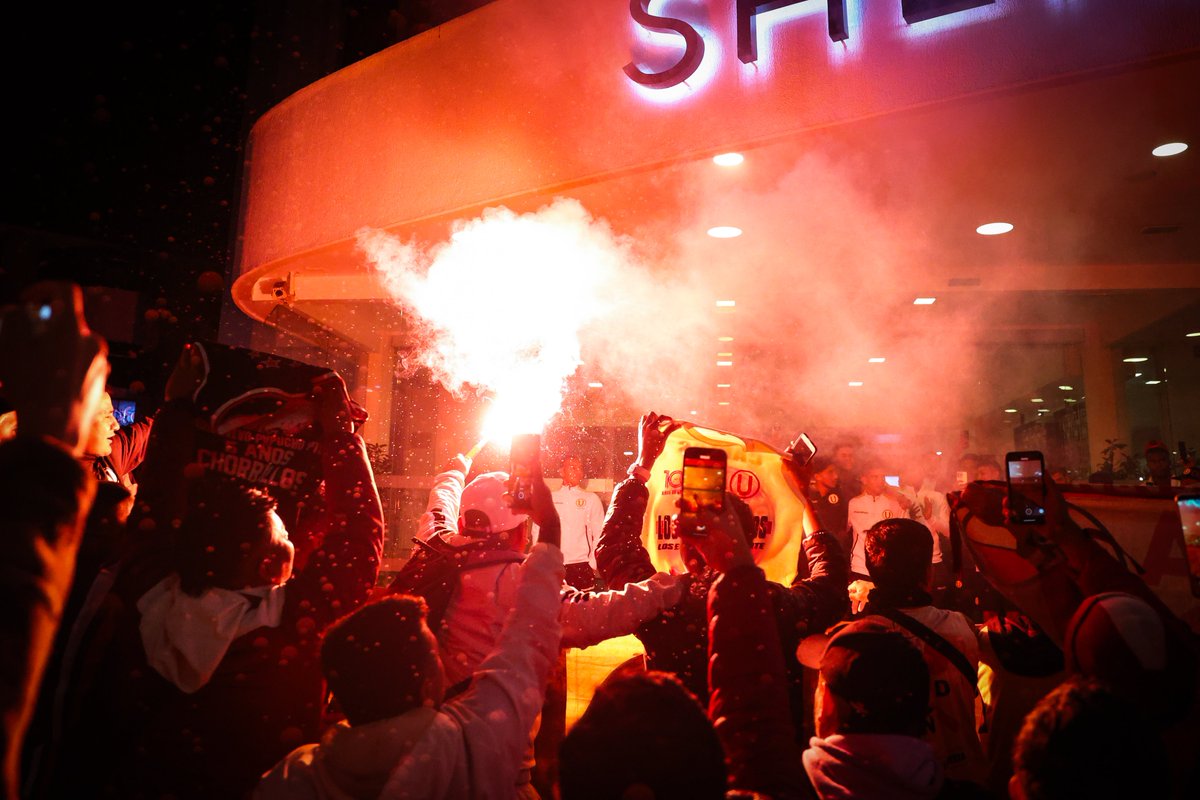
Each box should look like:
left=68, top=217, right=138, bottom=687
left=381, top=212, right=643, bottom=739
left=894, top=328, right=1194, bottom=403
left=623, top=0, right=705, bottom=90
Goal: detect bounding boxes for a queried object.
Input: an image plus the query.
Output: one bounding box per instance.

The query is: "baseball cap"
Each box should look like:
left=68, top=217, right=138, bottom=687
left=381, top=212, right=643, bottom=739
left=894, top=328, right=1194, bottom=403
left=459, top=471, right=529, bottom=535
left=1064, top=592, right=1195, bottom=725
left=797, top=619, right=929, bottom=732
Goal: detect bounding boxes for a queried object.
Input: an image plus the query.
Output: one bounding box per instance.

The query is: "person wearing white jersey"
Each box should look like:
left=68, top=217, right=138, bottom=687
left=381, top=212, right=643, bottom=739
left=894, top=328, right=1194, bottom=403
left=847, top=462, right=942, bottom=584
left=543, top=454, right=606, bottom=589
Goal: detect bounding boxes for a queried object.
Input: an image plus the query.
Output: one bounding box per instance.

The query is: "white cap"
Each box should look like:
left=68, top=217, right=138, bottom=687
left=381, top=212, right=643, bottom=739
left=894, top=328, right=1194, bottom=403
left=459, top=471, right=528, bottom=535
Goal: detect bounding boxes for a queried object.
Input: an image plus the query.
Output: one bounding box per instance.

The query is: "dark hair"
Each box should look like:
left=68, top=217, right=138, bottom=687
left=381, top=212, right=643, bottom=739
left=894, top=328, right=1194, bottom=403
left=559, top=672, right=727, bottom=800
left=864, top=518, right=933, bottom=592
left=1012, top=677, right=1168, bottom=800
left=176, top=474, right=278, bottom=596
left=321, top=595, right=433, bottom=726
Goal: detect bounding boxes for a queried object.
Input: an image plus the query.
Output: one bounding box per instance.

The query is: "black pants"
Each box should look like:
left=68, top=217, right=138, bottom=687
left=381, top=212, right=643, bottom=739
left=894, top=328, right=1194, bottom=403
left=564, top=562, right=602, bottom=591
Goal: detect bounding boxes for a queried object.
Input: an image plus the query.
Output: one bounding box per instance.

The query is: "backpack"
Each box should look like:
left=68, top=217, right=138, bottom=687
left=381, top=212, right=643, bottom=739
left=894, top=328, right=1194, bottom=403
left=386, top=534, right=525, bottom=628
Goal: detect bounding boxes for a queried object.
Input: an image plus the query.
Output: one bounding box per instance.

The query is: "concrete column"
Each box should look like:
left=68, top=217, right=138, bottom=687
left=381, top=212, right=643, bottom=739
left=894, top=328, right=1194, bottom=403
left=1082, top=322, right=1125, bottom=475
left=362, top=348, right=394, bottom=448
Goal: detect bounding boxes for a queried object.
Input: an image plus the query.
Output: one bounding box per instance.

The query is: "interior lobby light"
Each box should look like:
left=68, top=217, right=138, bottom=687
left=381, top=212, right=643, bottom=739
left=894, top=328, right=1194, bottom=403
left=848, top=381, right=864, bottom=387
left=1004, top=409, right=1018, bottom=413
left=976, top=222, right=1014, bottom=235
left=1122, top=356, right=1148, bottom=363
left=913, top=297, right=936, bottom=305
left=707, top=226, right=743, bottom=238
left=869, top=357, right=886, bottom=363
left=713, top=152, right=744, bottom=166
left=1152, top=142, right=1188, bottom=157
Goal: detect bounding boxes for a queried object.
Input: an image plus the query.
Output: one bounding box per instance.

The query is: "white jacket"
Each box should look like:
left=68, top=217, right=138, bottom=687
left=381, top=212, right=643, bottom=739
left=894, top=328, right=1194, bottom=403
left=255, top=544, right=565, bottom=800
left=421, top=468, right=682, bottom=686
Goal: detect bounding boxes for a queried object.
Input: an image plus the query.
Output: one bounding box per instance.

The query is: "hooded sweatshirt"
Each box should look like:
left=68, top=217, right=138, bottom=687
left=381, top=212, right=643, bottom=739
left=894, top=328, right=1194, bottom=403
left=803, top=734, right=944, bottom=800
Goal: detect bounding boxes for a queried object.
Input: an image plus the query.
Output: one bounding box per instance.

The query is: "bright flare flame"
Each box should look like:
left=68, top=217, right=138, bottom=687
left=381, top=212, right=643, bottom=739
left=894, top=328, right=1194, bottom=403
left=360, top=200, right=628, bottom=443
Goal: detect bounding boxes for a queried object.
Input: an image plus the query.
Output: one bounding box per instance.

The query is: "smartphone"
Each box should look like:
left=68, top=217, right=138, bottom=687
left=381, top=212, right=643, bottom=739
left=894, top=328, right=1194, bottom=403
left=786, top=432, right=817, bottom=467
left=1179, top=495, right=1200, bottom=598
left=681, top=447, right=727, bottom=515
left=508, top=433, right=540, bottom=512
left=1006, top=450, right=1046, bottom=525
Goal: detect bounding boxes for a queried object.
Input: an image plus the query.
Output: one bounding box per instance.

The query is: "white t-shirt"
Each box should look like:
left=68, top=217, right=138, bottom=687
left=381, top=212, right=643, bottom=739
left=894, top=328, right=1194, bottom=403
left=534, top=484, right=605, bottom=567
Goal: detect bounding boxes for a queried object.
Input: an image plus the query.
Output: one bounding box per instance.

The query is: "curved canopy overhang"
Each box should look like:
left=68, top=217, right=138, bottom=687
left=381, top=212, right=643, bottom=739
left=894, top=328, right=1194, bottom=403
left=234, top=0, right=1200, bottom=326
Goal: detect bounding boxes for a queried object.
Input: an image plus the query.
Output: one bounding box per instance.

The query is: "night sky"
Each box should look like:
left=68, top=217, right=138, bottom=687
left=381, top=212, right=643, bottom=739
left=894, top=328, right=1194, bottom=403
left=3, top=1, right=491, bottom=387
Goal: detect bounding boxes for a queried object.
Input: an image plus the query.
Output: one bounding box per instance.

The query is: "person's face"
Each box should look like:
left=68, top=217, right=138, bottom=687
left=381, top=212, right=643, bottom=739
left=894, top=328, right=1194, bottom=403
left=0, top=411, right=17, bottom=442
left=260, top=510, right=295, bottom=586
left=83, top=393, right=120, bottom=457
left=976, top=464, right=1002, bottom=482
left=862, top=468, right=886, bottom=495
left=814, top=681, right=842, bottom=739
left=814, top=465, right=839, bottom=491
left=922, top=453, right=940, bottom=478
left=834, top=447, right=855, bottom=472
left=1147, top=450, right=1171, bottom=479
left=561, top=457, right=584, bottom=487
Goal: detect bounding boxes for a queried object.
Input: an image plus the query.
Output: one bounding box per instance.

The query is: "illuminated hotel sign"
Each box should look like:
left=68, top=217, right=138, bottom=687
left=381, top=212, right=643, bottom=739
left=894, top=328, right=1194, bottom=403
left=625, top=0, right=996, bottom=89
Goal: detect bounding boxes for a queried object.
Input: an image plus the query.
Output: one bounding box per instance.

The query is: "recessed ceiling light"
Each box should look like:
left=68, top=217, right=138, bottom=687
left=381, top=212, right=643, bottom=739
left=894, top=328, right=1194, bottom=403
left=715, top=299, right=736, bottom=307
left=1134, top=372, right=1143, bottom=377
left=713, top=152, right=744, bottom=167
left=707, top=226, right=743, bottom=239
left=718, top=336, right=734, bottom=342
left=935, top=451, right=943, bottom=456
left=716, top=383, right=731, bottom=388
left=690, top=410, right=698, bottom=415
left=623, top=450, right=634, bottom=456
left=1058, top=385, right=1073, bottom=391
left=717, top=401, right=731, bottom=406
left=717, top=352, right=733, bottom=357
left=1152, top=142, right=1188, bottom=157
left=1187, top=331, right=1200, bottom=338
left=1122, top=356, right=1148, bottom=363
left=868, top=357, right=886, bottom=363
left=1031, top=398, right=1044, bottom=403
left=1004, top=409, right=1018, bottom=413
left=976, top=222, right=1014, bottom=236
left=587, top=382, right=603, bottom=388
left=1145, top=380, right=1162, bottom=385
left=848, top=381, right=864, bottom=387
left=1064, top=398, right=1077, bottom=403
left=716, top=360, right=733, bottom=367
left=913, top=297, right=936, bottom=305
left=1038, top=408, right=1049, bottom=412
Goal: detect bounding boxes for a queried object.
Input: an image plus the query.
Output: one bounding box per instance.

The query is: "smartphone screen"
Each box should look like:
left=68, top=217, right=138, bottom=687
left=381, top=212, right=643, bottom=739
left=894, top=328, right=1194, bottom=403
left=1178, top=495, right=1200, bottom=598
left=885, top=475, right=901, bottom=488
left=508, top=434, right=540, bottom=511
left=682, top=447, right=726, bottom=513
left=1006, top=451, right=1046, bottom=524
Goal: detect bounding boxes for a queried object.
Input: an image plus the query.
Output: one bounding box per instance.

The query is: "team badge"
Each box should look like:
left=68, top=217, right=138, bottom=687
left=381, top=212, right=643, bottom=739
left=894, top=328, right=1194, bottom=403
left=576, top=499, right=586, bottom=508
left=828, top=493, right=839, bottom=504
left=882, top=510, right=894, bottom=519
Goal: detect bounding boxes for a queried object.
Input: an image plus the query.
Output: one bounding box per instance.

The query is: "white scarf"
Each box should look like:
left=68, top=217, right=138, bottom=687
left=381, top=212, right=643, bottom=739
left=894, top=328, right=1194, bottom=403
left=137, top=574, right=286, bottom=693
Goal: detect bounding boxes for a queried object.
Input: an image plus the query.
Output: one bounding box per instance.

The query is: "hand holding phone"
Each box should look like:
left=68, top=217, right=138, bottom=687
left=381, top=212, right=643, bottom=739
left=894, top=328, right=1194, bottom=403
left=0, top=281, right=108, bottom=454
left=508, top=434, right=539, bottom=512
left=508, top=434, right=559, bottom=548
left=673, top=504, right=753, bottom=573
left=1006, top=451, right=1046, bottom=525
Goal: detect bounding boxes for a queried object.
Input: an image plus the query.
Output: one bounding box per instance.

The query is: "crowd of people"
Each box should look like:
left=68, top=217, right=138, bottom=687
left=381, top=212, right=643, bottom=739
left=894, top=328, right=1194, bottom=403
left=1, top=281, right=1197, bottom=799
